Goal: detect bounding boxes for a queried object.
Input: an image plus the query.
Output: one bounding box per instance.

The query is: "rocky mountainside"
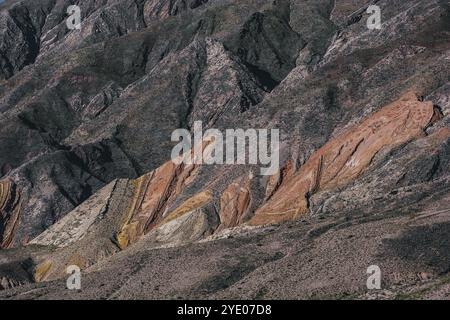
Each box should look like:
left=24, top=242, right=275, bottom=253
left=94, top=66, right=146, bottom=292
left=0, top=0, right=449, bottom=299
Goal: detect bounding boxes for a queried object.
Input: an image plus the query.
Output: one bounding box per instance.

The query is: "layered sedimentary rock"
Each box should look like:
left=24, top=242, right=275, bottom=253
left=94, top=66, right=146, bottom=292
left=142, top=191, right=218, bottom=247
left=116, top=163, right=185, bottom=250
left=218, top=177, right=252, bottom=230
left=0, top=180, right=21, bottom=249
left=0, top=0, right=449, bottom=299
left=30, top=181, right=119, bottom=248
left=115, top=151, right=204, bottom=249
left=21, top=179, right=134, bottom=282
left=250, top=92, right=440, bottom=225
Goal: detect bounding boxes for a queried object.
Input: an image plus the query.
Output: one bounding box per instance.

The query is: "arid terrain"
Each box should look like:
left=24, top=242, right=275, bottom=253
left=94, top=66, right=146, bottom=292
left=0, top=0, right=449, bottom=299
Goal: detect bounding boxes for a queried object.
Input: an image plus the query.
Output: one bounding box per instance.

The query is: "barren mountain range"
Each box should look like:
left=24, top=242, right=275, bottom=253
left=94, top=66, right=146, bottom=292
left=0, top=0, right=449, bottom=299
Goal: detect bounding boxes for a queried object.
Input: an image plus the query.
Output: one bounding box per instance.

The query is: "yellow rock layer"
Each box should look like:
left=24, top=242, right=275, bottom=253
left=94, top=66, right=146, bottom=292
left=115, top=164, right=200, bottom=249
left=162, top=191, right=213, bottom=224
left=33, top=260, right=53, bottom=283
left=0, top=179, right=21, bottom=248
left=116, top=139, right=216, bottom=249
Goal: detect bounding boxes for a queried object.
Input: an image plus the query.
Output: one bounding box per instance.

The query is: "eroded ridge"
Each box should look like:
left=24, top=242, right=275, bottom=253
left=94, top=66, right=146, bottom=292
left=116, top=159, right=200, bottom=249
left=250, top=92, right=440, bottom=225
left=0, top=180, right=21, bottom=249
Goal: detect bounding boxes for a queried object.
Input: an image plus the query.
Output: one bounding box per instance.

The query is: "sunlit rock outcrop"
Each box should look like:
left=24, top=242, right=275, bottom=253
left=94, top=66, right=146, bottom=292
left=0, top=0, right=449, bottom=299
left=250, top=92, right=440, bottom=225
left=0, top=180, right=21, bottom=249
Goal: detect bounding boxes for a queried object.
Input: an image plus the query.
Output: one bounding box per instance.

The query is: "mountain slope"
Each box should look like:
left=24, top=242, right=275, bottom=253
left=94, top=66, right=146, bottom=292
left=0, top=0, right=449, bottom=299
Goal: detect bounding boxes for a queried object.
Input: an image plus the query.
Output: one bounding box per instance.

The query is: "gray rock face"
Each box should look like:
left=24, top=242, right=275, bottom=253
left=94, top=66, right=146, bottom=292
left=0, top=0, right=449, bottom=299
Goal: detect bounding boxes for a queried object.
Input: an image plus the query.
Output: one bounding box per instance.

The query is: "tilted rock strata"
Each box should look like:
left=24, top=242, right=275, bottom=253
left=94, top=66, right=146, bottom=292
left=115, top=156, right=202, bottom=249
left=0, top=0, right=449, bottom=298
left=30, top=181, right=119, bottom=248
left=162, top=191, right=213, bottom=225
left=116, top=162, right=184, bottom=250
left=218, top=177, right=252, bottom=230
left=0, top=180, right=21, bottom=249
left=21, top=92, right=445, bottom=277
left=250, top=92, right=439, bottom=225
left=20, top=179, right=137, bottom=282
left=1, top=0, right=448, bottom=251
left=143, top=196, right=219, bottom=248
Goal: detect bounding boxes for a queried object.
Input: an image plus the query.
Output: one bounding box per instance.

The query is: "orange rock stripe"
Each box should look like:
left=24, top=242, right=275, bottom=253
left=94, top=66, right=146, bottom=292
left=250, top=92, right=437, bottom=226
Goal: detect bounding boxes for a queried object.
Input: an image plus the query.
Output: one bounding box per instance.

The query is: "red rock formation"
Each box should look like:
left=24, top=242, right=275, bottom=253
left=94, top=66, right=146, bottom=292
left=116, top=136, right=223, bottom=248
left=116, top=160, right=196, bottom=249
left=0, top=180, right=21, bottom=249
left=218, top=177, right=252, bottom=230
left=250, top=92, right=439, bottom=225
left=264, top=159, right=295, bottom=201
left=161, top=191, right=213, bottom=225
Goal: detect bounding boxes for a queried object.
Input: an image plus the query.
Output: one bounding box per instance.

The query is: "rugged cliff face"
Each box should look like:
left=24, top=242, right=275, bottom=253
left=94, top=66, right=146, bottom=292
left=0, top=0, right=449, bottom=299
